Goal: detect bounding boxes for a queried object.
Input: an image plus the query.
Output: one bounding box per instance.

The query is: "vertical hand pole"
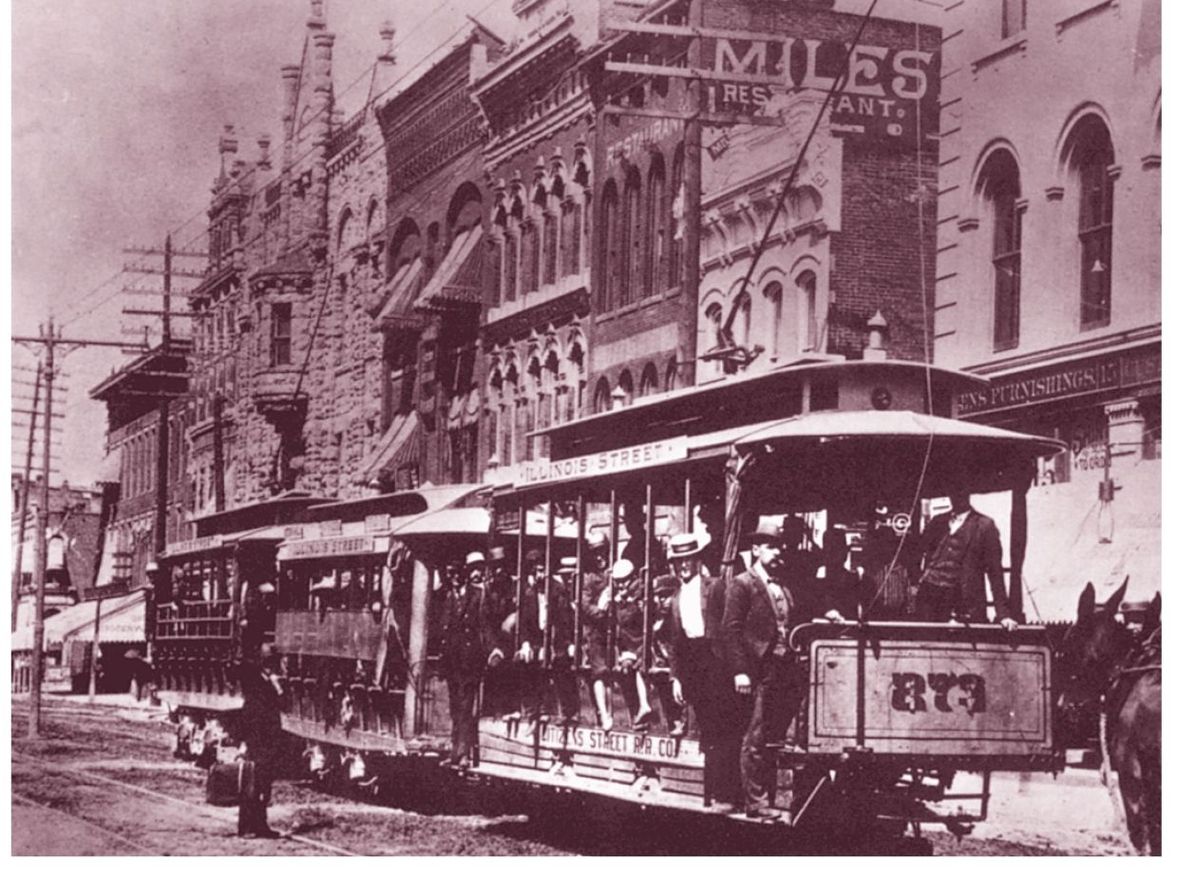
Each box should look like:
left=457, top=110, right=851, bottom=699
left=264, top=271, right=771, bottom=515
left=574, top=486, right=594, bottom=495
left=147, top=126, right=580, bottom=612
left=574, top=493, right=585, bottom=668
left=543, top=497, right=554, bottom=668
left=642, top=481, right=654, bottom=670
left=514, top=503, right=525, bottom=656
left=29, top=322, right=55, bottom=739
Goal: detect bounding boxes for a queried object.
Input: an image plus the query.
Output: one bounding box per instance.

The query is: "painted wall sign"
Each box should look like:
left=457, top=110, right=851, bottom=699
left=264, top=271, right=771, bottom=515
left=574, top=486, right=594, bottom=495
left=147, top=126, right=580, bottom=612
left=957, top=344, right=1161, bottom=417
left=515, top=436, right=689, bottom=488
left=606, top=116, right=684, bottom=171
left=700, top=35, right=939, bottom=146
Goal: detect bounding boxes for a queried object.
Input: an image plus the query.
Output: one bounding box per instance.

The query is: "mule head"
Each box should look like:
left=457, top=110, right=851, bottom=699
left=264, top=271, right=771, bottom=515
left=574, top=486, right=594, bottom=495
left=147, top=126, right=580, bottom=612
left=1057, top=578, right=1133, bottom=713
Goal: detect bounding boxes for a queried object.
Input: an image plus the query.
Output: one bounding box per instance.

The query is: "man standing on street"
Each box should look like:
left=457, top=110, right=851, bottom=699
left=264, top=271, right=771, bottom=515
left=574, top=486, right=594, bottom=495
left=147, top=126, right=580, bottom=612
left=723, top=519, right=801, bottom=822
left=662, top=532, right=740, bottom=812
left=918, top=489, right=1018, bottom=630
left=237, top=644, right=284, bottom=838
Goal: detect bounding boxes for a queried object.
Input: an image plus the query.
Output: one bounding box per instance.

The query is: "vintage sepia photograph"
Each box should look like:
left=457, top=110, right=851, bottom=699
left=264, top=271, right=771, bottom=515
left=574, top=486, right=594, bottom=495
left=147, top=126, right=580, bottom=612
left=8, top=0, right=1163, bottom=857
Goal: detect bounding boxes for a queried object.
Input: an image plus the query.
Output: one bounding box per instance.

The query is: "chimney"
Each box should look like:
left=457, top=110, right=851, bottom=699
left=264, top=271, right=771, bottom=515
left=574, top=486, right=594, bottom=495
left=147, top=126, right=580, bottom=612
left=863, top=310, right=889, bottom=361
left=372, top=20, right=397, bottom=100
left=257, top=134, right=272, bottom=171
left=281, top=64, right=301, bottom=152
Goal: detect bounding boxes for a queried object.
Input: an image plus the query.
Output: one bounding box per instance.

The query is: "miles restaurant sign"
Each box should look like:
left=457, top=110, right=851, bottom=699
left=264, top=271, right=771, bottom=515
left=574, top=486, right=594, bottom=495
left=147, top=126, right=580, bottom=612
left=701, top=34, right=939, bottom=146
left=957, top=345, right=1161, bottom=417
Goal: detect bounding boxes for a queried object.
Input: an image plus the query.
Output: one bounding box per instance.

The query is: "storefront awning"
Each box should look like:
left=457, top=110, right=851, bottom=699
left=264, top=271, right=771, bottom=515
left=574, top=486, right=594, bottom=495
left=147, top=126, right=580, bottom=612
left=416, top=226, right=484, bottom=309
left=12, top=590, right=146, bottom=651
left=353, top=411, right=421, bottom=486
left=376, top=257, right=425, bottom=328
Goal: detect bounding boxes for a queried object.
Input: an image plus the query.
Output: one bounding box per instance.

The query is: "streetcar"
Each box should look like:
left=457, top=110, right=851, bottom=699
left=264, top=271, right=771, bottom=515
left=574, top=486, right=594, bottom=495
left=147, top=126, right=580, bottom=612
left=153, top=490, right=329, bottom=761
left=471, top=356, right=1066, bottom=837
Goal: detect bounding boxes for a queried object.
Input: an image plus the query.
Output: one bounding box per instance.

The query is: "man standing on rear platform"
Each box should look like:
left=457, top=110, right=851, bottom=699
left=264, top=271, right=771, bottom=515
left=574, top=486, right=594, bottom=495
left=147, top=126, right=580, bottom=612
left=917, top=490, right=1018, bottom=631
left=662, top=533, right=741, bottom=813
left=438, top=551, right=498, bottom=768
left=723, top=519, right=802, bottom=822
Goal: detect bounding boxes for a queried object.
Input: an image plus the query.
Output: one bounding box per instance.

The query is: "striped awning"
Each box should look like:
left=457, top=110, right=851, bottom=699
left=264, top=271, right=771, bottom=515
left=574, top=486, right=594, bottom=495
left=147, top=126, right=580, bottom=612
left=353, top=411, right=421, bottom=486
left=376, top=257, right=425, bottom=328
left=417, top=226, right=484, bottom=308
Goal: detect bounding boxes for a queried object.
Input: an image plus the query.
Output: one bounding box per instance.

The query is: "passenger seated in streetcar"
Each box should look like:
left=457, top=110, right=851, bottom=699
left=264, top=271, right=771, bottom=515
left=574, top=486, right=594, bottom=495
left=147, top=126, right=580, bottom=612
left=482, top=546, right=519, bottom=719
left=651, top=574, right=686, bottom=735
left=595, top=559, right=655, bottom=731
left=517, top=550, right=579, bottom=725
left=581, top=550, right=615, bottom=729
left=917, top=489, right=1018, bottom=631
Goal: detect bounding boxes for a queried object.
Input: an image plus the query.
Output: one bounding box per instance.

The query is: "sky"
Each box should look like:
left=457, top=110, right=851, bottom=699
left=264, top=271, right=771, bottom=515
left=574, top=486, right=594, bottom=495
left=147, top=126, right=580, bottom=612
left=7, top=0, right=941, bottom=489
left=9, top=0, right=519, bottom=487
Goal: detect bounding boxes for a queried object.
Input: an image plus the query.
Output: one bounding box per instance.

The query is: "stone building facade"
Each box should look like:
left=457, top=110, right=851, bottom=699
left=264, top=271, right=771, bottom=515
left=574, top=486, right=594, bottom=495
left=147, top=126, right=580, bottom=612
left=933, top=0, right=1161, bottom=614
left=371, top=27, right=503, bottom=489
left=473, top=0, right=601, bottom=479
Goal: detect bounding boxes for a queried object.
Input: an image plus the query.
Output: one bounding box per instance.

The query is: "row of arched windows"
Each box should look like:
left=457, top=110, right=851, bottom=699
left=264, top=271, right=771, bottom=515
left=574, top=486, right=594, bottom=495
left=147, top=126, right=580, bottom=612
left=486, top=330, right=587, bottom=465
left=591, top=359, right=679, bottom=414
left=973, top=111, right=1121, bottom=350
left=488, top=152, right=592, bottom=308
left=598, top=145, right=685, bottom=312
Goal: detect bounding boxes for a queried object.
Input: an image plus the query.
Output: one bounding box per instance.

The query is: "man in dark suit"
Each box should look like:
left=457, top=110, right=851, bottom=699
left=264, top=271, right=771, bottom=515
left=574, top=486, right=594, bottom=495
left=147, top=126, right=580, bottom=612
left=662, top=532, right=741, bottom=812
left=237, top=645, right=284, bottom=838
left=516, top=550, right=579, bottom=725
left=918, top=491, right=1018, bottom=630
left=723, top=519, right=803, bottom=821
left=438, top=551, right=498, bottom=767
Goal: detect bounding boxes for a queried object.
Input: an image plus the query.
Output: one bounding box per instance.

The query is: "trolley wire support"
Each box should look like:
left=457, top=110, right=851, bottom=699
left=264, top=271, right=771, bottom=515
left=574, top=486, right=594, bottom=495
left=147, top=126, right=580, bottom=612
left=11, top=319, right=148, bottom=739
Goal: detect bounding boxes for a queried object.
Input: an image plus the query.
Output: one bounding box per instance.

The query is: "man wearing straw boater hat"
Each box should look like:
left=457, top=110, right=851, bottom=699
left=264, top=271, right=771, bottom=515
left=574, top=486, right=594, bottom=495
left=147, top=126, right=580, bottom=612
left=662, top=532, right=741, bottom=812
left=723, top=516, right=802, bottom=822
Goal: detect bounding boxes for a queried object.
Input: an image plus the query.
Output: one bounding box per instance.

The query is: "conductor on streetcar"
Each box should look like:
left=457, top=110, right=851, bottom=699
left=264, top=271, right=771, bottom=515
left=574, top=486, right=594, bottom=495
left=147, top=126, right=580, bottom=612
left=917, top=489, right=1018, bottom=631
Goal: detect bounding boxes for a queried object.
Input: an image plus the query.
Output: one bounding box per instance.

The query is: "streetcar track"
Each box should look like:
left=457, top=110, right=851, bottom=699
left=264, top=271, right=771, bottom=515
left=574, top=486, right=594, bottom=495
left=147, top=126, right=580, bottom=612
left=13, top=791, right=163, bottom=855
left=13, top=752, right=360, bottom=856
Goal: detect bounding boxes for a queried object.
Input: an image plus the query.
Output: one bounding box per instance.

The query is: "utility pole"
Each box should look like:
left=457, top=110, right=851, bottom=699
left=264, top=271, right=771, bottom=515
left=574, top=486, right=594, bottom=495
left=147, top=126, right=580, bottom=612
left=12, top=320, right=147, bottom=739
left=11, top=365, right=41, bottom=632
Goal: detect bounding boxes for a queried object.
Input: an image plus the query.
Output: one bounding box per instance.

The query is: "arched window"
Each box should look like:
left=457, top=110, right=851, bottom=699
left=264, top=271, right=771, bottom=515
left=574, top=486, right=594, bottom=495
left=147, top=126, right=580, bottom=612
left=764, top=281, right=784, bottom=359
left=638, top=362, right=659, bottom=398
left=617, top=369, right=634, bottom=408
left=503, top=231, right=518, bottom=302
left=665, top=357, right=679, bottom=392
left=704, top=302, right=723, bottom=348
left=501, top=362, right=519, bottom=467
left=561, top=195, right=582, bottom=277
left=797, top=271, right=819, bottom=352
left=645, top=153, right=666, bottom=296
left=566, top=339, right=586, bottom=421
left=669, top=144, right=685, bottom=288
left=593, top=377, right=612, bottom=414
left=732, top=293, right=751, bottom=348
left=621, top=168, right=642, bottom=306
left=978, top=150, right=1022, bottom=349
left=599, top=181, right=619, bottom=311
left=1067, top=118, right=1115, bottom=328
left=520, top=219, right=539, bottom=295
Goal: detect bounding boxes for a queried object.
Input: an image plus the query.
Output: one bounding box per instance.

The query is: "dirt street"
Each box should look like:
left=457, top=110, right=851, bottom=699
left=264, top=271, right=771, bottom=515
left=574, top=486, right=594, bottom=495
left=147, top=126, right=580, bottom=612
left=11, top=695, right=1130, bottom=856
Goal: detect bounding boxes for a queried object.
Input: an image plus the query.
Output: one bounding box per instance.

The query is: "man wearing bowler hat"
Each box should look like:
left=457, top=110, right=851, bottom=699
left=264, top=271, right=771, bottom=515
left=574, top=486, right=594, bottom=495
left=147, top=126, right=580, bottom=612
left=662, top=532, right=741, bottom=812
left=437, top=550, right=496, bottom=768
left=723, top=517, right=802, bottom=821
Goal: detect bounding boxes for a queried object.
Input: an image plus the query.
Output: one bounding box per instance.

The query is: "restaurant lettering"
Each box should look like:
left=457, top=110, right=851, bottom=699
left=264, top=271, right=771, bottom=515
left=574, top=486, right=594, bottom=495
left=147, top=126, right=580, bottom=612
left=702, top=35, right=938, bottom=144
left=516, top=436, right=689, bottom=488
left=957, top=346, right=1160, bottom=416
left=607, top=117, right=684, bottom=170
